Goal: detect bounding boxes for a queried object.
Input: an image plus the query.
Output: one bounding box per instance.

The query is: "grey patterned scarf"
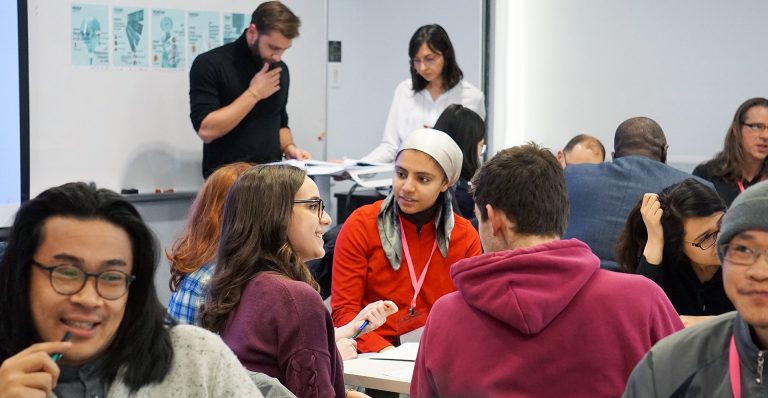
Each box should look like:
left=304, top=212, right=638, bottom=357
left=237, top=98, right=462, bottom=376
left=376, top=190, right=455, bottom=271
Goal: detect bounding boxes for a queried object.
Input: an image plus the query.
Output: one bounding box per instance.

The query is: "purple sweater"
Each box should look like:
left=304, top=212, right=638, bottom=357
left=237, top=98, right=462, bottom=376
left=221, top=272, right=345, bottom=398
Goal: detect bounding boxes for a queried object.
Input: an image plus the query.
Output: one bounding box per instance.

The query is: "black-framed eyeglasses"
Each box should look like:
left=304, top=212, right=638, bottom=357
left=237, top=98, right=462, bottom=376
left=293, top=198, right=325, bottom=221
left=31, top=260, right=135, bottom=300
left=720, top=244, right=768, bottom=266
left=685, top=230, right=719, bottom=250
left=743, top=122, right=768, bottom=133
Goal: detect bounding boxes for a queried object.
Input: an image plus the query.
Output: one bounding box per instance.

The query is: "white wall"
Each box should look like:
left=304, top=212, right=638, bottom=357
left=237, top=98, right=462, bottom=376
left=492, top=0, right=768, bottom=171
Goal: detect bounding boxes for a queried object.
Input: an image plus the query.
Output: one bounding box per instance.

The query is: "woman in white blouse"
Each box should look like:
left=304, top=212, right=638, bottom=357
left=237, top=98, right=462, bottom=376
left=361, top=24, right=485, bottom=164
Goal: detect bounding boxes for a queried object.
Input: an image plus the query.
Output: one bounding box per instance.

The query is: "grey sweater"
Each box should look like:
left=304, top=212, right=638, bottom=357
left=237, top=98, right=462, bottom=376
left=623, top=311, right=768, bottom=397
left=50, top=325, right=269, bottom=398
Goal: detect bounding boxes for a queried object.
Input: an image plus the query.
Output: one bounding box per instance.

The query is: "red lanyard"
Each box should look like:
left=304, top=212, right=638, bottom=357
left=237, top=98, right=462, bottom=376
left=399, top=217, right=437, bottom=315
left=737, top=176, right=766, bottom=193
left=730, top=335, right=741, bottom=398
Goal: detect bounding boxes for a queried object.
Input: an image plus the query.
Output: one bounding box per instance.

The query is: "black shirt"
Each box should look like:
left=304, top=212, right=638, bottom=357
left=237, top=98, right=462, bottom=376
left=189, top=32, right=289, bottom=178
left=637, top=254, right=734, bottom=316
left=693, top=160, right=768, bottom=207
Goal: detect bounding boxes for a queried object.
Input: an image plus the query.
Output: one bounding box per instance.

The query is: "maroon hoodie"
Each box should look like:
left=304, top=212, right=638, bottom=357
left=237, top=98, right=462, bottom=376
left=411, top=239, right=683, bottom=398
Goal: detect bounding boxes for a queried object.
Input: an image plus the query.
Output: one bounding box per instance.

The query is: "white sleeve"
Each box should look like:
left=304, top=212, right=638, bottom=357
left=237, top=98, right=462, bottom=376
left=463, top=82, right=486, bottom=120
left=360, top=81, right=408, bottom=163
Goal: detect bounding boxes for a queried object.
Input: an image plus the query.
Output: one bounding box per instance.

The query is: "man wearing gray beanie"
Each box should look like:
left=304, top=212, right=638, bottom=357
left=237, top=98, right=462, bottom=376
left=624, top=180, right=768, bottom=397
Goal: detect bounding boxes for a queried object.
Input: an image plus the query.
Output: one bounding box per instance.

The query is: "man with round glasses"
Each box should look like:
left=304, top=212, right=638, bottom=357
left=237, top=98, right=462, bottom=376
left=624, top=180, right=768, bottom=397
left=0, top=182, right=266, bottom=397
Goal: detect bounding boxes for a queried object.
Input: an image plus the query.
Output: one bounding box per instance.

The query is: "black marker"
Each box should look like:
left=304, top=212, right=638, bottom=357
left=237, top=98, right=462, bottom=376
left=50, top=331, right=72, bottom=362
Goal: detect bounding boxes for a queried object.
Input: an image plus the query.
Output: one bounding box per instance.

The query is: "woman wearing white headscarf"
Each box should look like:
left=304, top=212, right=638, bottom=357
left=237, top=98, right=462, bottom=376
left=331, top=129, right=482, bottom=353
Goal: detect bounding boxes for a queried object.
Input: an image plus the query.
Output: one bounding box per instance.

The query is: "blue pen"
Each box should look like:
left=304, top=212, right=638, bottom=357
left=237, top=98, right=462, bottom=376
left=51, top=331, right=72, bottom=362
left=352, top=320, right=369, bottom=339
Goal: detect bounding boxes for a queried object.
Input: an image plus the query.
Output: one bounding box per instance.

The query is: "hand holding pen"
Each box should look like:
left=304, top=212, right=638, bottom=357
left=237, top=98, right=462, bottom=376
left=352, top=320, right=369, bottom=339
left=0, top=331, right=72, bottom=396
left=348, top=300, right=399, bottom=339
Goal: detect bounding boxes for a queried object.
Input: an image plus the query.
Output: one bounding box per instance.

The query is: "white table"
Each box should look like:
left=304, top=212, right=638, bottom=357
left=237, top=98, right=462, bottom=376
left=343, top=357, right=414, bottom=395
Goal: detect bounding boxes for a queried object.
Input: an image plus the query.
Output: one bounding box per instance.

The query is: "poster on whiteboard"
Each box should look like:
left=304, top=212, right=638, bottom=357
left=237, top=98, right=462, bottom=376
left=151, top=8, right=185, bottom=69
left=188, top=11, right=220, bottom=64
left=112, top=7, right=148, bottom=68
left=71, top=3, right=109, bottom=67
left=223, top=12, right=247, bottom=44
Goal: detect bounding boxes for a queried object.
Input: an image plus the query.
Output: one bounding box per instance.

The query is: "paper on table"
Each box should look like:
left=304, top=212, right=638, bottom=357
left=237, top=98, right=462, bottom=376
left=278, top=159, right=346, bottom=175
left=383, top=366, right=415, bottom=380
left=369, top=342, right=419, bottom=361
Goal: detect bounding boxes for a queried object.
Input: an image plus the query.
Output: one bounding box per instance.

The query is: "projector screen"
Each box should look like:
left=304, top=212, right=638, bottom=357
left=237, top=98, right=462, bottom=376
left=0, top=0, right=28, bottom=229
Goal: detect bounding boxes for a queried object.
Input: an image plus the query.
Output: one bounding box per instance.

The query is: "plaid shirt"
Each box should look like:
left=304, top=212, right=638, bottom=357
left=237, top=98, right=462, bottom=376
left=167, top=262, right=214, bottom=325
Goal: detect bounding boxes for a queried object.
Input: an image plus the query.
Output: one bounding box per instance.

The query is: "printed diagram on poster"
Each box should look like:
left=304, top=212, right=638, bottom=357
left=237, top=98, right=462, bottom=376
left=112, top=7, right=147, bottom=68
left=223, top=12, right=247, bottom=44
left=188, top=11, right=220, bottom=63
left=71, top=4, right=109, bottom=66
left=151, top=8, right=185, bottom=69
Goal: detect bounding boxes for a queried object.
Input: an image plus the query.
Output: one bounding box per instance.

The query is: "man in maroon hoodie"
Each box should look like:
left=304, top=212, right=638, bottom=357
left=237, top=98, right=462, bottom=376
left=410, top=143, right=684, bottom=398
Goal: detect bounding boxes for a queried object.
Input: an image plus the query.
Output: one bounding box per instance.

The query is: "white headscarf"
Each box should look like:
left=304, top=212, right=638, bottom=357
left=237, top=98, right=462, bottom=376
left=397, top=128, right=463, bottom=186
left=376, top=128, right=463, bottom=271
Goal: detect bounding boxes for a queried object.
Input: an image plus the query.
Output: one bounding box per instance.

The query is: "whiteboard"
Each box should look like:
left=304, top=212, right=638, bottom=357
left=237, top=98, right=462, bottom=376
left=27, top=0, right=326, bottom=196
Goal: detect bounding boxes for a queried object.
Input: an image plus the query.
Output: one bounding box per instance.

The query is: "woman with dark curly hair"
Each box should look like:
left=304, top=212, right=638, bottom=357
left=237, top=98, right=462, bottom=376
left=616, top=179, right=734, bottom=327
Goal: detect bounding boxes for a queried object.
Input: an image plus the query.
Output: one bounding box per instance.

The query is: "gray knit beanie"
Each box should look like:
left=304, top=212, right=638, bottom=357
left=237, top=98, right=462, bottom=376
left=717, top=180, right=768, bottom=260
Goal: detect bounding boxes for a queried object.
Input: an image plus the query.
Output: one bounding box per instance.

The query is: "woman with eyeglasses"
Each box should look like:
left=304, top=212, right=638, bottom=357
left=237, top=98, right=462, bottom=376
left=360, top=24, right=485, bottom=164
left=616, top=179, right=734, bottom=327
left=201, top=165, right=395, bottom=398
left=693, top=97, right=768, bottom=206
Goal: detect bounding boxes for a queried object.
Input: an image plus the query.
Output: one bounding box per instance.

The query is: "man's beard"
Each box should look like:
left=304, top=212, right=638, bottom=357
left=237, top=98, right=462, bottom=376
left=248, top=37, right=274, bottom=66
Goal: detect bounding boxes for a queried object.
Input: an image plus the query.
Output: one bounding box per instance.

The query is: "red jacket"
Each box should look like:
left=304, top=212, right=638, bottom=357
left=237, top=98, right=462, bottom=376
left=332, top=200, right=482, bottom=353
left=411, top=239, right=684, bottom=398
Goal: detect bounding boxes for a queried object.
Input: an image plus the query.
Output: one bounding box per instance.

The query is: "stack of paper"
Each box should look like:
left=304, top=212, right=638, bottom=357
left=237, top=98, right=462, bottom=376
left=369, top=342, right=419, bottom=362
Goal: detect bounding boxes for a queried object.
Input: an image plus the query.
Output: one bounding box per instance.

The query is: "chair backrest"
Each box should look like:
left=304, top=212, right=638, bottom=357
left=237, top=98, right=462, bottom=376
left=247, top=371, right=297, bottom=398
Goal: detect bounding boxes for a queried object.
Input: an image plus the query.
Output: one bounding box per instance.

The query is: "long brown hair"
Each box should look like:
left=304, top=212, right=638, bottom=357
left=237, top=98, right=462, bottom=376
left=705, top=97, right=768, bottom=180
left=167, top=162, right=250, bottom=291
left=201, top=165, right=319, bottom=333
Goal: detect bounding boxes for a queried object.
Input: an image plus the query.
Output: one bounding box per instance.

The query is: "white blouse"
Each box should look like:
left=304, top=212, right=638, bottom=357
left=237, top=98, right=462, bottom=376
left=361, top=78, right=486, bottom=164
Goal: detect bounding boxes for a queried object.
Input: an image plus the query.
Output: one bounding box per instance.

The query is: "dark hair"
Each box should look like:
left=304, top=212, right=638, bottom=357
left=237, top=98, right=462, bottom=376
left=434, top=104, right=486, bottom=181
left=201, top=165, right=318, bottom=333
left=471, top=143, right=568, bottom=236
left=564, top=134, right=606, bottom=161
left=0, top=182, right=173, bottom=392
left=408, top=24, right=463, bottom=92
left=704, top=97, right=768, bottom=181
left=613, top=117, right=668, bottom=162
left=251, top=1, right=301, bottom=38
left=616, top=179, right=726, bottom=273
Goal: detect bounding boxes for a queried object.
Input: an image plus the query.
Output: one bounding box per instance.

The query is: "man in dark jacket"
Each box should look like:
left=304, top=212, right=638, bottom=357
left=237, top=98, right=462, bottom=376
left=624, top=180, right=768, bottom=397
